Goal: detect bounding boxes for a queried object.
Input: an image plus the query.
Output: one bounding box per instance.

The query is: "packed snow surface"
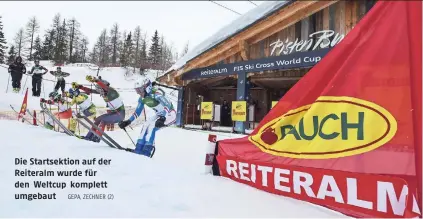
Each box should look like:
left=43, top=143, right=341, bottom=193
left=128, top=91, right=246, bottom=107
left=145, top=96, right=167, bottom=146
left=0, top=61, right=347, bottom=217
left=0, top=120, right=348, bottom=217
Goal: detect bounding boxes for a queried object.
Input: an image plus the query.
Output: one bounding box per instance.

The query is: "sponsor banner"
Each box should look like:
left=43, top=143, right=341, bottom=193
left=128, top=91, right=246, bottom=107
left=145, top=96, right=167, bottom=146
left=231, top=101, right=247, bottom=122
left=217, top=156, right=421, bottom=218
left=250, top=96, right=397, bottom=159
left=271, top=101, right=278, bottom=109
left=200, top=102, right=213, bottom=120
left=214, top=1, right=422, bottom=217
left=182, top=48, right=330, bottom=80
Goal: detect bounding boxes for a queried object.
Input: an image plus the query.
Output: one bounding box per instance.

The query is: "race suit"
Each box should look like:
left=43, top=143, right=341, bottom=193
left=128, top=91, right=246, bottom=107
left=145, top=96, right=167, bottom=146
left=129, top=88, right=176, bottom=156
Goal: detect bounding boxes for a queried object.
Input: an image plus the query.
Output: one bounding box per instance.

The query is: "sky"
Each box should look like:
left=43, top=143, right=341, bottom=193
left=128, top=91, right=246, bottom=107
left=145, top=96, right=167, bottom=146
left=0, top=1, right=263, bottom=57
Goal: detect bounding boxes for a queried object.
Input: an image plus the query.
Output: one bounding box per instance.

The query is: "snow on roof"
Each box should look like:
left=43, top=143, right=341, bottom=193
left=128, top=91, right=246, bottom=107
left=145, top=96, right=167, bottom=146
left=167, top=1, right=291, bottom=74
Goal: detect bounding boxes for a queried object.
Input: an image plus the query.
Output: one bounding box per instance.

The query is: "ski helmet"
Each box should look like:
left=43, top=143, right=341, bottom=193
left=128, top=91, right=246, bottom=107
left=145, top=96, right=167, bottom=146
left=134, top=76, right=152, bottom=96
left=34, top=59, right=40, bottom=65
left=48, top=91, right=61, bottom=101
left=68, top=88, right=80, bottom=97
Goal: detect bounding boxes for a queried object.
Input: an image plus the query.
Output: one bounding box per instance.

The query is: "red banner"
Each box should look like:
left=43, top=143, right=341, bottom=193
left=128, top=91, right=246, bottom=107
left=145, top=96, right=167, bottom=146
left=216, top=1, right=422, bottom=217
left=17, top=88, right=28, bottom=121
left=217, top=156, right=421, bottom=218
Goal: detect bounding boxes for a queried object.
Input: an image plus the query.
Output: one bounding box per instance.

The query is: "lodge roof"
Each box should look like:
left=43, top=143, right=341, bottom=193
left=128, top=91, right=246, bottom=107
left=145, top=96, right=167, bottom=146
left=166, top=0, right=293, bottom=74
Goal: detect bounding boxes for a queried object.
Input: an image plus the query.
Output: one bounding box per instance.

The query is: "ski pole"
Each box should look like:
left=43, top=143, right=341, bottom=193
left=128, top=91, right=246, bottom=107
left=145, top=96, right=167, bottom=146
left=122, top=127, right=136, bottom=147
left=42, top=80, right=45, bottom=98
left=5, top=73, right=10, bottom=93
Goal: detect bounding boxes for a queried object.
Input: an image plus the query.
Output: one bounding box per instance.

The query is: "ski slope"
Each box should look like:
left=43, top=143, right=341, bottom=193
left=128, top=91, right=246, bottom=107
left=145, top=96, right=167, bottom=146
left=0, top=61, right=348, bottom=217
left=0, top=61, right=178, bottom=118
left=0, top=120, right=348, bottom=217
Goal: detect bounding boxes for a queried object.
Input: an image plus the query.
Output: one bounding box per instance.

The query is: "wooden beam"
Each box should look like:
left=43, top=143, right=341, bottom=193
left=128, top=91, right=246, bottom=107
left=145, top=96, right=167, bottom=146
left=239, top=40, right=250, bottom=60
left=251, top=77, right=302, bottom=81
left=248, top=1, right=338, bottom=44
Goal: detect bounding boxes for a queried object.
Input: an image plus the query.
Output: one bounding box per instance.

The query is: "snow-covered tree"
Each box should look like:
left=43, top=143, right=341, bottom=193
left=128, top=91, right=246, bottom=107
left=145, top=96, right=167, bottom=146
left=14, top=28, right=25, bottom=57
left=31, top=35, right=42, bottom=60
left=0, top=16, right=7, bottom=64
left=25, top=16, right=40, bottom=60
left=7, top=45, right=16, bottom=64
left=148, top=30, right=161, bottom=69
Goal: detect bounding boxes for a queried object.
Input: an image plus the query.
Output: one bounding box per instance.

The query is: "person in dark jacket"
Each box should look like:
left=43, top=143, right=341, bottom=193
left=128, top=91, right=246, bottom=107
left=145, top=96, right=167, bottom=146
left=28, top=60, right=48, bottom=97
left=7, top=56, right=26, bottom=93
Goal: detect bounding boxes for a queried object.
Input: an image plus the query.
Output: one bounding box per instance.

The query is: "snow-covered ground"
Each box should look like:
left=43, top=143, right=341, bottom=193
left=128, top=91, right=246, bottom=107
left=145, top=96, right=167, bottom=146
left=0, top=61, right=348, bottom=217
left=0, top=61, right=178, bottom=119
left=0, top=120, right=348, bottom=217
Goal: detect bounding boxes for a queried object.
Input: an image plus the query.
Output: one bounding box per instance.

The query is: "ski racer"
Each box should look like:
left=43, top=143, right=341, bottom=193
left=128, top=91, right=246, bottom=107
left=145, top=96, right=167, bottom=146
left=51, top=66, right=69, bottom=95
left=65, top=88, right=97, bottom=122
left=40, top=91, right=77, bottom=134
left=8, top=56, right=26, bottom=93
left=28, top=59, right=48, bottom=97
left=71, top=75, right=125, bottom=142
left=118, top=77, right=176, bottom=157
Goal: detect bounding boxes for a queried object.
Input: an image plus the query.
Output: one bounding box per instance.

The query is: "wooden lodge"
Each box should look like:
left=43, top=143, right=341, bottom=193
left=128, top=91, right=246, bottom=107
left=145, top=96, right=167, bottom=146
left=158, top=0, right=377, bottom=132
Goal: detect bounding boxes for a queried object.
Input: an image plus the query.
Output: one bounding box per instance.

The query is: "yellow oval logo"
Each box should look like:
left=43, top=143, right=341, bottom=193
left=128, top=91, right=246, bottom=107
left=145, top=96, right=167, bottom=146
left=248, top=96, right=397, bottom=159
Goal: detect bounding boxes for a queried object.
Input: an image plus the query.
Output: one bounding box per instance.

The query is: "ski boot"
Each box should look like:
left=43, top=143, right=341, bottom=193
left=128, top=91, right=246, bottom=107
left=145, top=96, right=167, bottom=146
left=44, top=123, right=54, bottom=130
left=83, top=132, right=101, bottom=142
left=140, top=145, right=155, bottom=157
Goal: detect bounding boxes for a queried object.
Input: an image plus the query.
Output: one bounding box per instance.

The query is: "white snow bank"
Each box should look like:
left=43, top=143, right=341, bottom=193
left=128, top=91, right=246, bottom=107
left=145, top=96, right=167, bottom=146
left=167, top=1, right=290, bottom=73
left=0, top=120, right=347, bottom=217
left=0, top=63, right=178, bottom=118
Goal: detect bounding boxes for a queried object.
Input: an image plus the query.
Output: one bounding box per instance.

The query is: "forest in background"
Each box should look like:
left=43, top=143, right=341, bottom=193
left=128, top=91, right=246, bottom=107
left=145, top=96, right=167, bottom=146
left=0, top=14, right=190, bottom=72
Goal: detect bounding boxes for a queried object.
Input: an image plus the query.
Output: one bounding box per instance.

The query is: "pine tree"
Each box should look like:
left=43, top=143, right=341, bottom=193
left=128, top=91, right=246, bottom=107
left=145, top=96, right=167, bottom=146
left=181, top=41, right=189, bottom=57
left=95, top=29, right=110, bottom=66
left=32, top=35, right=42, bottom=60
left=109, top=23, right=120, bottom=65
left=148, top=30, right=161, bottom=69
left=120, top=32, right=133, bottom=67
left=53, top=19, right=68, bottom=64
left=139, top=35, right=148, bottom=74
left=78, top=36, right=89, bottom=62
left=67, top=17, right=80, bottom=63
left=0, top=16, right=7, bottom=64
left=132, top=26, right=142, bottom=71
left=14, top=28, right=25, bottom=58
left=7, top=45, right=16, bottom=64
left=25, top=16, right=40, bottom=60
left=41, top=29, right=54, bottom=60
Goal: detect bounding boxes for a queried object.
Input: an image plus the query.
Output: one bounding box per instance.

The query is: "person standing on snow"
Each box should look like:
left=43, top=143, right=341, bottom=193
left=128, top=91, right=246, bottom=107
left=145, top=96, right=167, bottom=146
left=51, top=66, right=69, bottom=95
left=28, top=59, right=48, bottom=97
left=71, top=75, right=125, bottom=142
left=40, top=91, right=77, bottom=134
left=118, top=76, right=176, bottom=157
left=7, top=56, right=26, bottom=93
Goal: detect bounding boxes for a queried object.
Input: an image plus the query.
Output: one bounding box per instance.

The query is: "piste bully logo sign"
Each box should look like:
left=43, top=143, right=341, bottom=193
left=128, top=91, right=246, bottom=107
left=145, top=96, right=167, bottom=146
left=270, top=30, right=345, bottom=56
left=249, top=96, right=397, bottom=159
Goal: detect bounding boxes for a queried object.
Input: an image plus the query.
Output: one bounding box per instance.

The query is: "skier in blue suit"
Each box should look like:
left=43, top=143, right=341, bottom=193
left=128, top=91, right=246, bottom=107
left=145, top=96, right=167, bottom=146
left=118, top=76, right=176, bottom=157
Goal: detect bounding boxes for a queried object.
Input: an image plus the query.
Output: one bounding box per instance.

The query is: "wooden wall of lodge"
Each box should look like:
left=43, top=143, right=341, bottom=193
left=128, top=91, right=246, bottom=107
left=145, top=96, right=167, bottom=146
left=180, top=0, right=376, bottom=126
left=216, top=0, right=375, bottom=68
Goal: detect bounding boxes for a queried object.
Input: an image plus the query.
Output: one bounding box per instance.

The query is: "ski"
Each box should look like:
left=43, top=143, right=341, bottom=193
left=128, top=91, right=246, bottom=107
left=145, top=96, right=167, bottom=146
left=74, top=117, right=118, bottom=149
left=40, top=102, right=74, bottom=136
left=74, top=113, right=124, bottom=150
left=9, top=105, right=32, bottom=125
